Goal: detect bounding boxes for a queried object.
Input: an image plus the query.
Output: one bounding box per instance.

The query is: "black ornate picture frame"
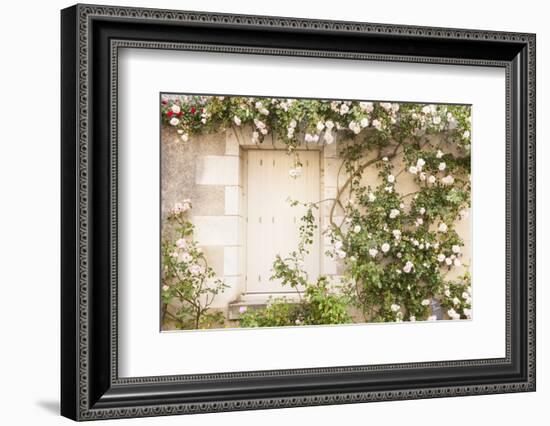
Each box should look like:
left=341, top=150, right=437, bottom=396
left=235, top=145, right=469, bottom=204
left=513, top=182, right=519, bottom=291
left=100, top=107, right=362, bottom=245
left=61, top=4, right=536, bottom=421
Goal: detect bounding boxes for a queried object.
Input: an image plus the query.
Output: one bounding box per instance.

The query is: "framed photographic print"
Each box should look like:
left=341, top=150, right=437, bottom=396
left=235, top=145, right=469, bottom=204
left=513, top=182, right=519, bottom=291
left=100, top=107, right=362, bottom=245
left=61, top=4, right=536, bottom=421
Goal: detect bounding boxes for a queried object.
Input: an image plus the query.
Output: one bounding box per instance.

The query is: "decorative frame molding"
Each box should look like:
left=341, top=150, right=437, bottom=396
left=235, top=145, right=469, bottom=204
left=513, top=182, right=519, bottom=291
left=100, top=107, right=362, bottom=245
left=61, top=4, right=535, bottom=421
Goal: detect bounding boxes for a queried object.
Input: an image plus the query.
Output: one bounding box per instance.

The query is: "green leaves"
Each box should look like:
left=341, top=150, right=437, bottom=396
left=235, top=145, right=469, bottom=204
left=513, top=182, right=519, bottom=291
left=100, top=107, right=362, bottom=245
left=239, top=278, right=352, bottom=328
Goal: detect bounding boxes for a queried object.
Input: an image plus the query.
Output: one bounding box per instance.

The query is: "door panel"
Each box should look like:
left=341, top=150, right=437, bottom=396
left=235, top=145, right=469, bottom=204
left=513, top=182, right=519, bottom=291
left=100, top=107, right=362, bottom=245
left=246, top=150, right=320, bottom=294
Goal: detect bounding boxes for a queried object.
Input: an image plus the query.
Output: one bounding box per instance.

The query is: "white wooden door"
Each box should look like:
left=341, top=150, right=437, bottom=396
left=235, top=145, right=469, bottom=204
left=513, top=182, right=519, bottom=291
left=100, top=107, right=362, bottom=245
left=246, top=150, right=320, bottom=295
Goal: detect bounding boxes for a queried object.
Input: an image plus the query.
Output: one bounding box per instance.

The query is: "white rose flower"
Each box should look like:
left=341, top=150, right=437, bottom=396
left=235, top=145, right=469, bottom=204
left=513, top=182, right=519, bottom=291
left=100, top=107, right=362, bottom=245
left=436, top=149, right=444, bottom=159
left=390, top=303, right=400, bottom=312
left=438, top=223, right=448, bottom=233
left=348, top=121, right=361, bottom=134
left=368, top=192, right=376, bottom=202
left=289, top=167, right=302, bottom=178
left=447, top=308, right=461, bottom=320
left=316, top=121, right=325, bottom=131
left=337, top=250, right=347, bottom=259
left=169, top=117, right=180, bottom=126
left=324, top=132, right=334, bottom=144
left=409, top=166, right=418, bottom=174
left=368, top=248, right=378, bottom=258
left=381, top=243, right=390, bottom=253
left=454, top=259, right=462, bottom=267
left=389, top=209, right=400, bottom=219
left=325, top=120, right=334, bottom=130
left=385, top=186, right=393, bottom=193
left=419, top=172, right=426, bottom=181
left=445, top=257, right=453, bottom=266
left=409, top=316, right=416, bottom=322
left=433, top=116, right=442, bottom=125
left=382, top=156, right=389, bottom=162
left=189, top=264, right=204, bottom=275
left=421, top=105, right=431, bottom=114
left=289, top=119, right=297, bottom=128
left=372, top=119, right=382, bottom=130
left=463, top=130, right=470, bottom=139
left=441, top=175, right=455, bottom=185
left=254, top=118, right=266, bottom=129
left=453, top=297, right=460, bottom=306
left=416, top=158, right=426, bottom=168
left=438, top=162, right=446, bottom=171
left=233, top=115, right=242, bottom=126
left=359, top=101, right=374, bottom=112
left=180, top=134, right=189, bottom=142
left=162, top=285, right=170, bottom=291
left=353, top=225, right=361, bottom=233
left=437, top=253, right=446, bottom=262
left=171, top=104, right=181, bottom=114
left=463, top=308, right=472, bottom=319
left=428, top=175, right=436, bottom=184
left=421, top=299, right=431, bottom=306
left=360, top=117, right=369, bottom=128
left=340, top=104, right=350, bottom=115
left=415, top=217, right=424, bottom=227
left=403, top=261, right=414, bottom=273
left=334, top=241, right=343, bottom=250
left=392, top=229, right=401, bottom=240
left=419, top=207, right=426, bottom=215
left=387, top=174, right=395, bottom=183
left=462, top=291, right=470, bottom=299
left=452, top=245, right=461, bottom=253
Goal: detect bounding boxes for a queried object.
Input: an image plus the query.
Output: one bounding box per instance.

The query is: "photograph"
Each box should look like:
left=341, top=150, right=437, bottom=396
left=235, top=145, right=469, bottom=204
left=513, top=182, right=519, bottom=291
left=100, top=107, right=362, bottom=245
left=159, top=94, right=472, bottom=331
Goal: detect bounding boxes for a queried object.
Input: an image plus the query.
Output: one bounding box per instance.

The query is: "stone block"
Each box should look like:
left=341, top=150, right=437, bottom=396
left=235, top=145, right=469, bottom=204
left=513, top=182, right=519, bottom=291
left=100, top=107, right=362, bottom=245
left=225, top=129, right=240, bottom=156
left=195, top=156, right=240, bottom=186
left=199, top=246, right=224, bottom=276
left=224, top=246, right=240, bottom=276
left=193, top=216, right=240, bottom=246
left=224, top=186, right=240, bottom=215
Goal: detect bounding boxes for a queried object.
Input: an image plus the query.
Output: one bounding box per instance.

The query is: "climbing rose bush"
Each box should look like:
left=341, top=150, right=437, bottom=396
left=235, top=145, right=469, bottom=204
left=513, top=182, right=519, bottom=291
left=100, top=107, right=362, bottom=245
left=161, top=200, right=228, bottom=329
